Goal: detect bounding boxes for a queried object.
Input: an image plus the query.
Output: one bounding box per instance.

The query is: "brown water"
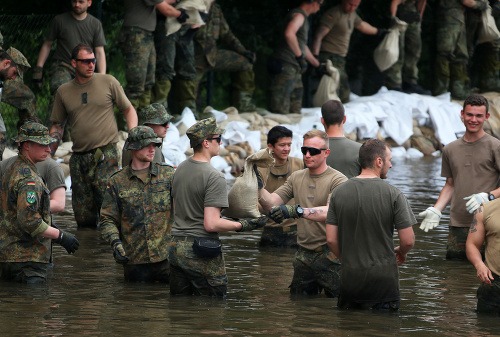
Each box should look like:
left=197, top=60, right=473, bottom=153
left=1, top=156, right=499, bottom=336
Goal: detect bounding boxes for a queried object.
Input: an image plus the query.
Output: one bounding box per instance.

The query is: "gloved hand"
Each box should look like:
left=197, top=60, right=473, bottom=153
left=242, top=50, right=256, bottom=64
left=397, top=11, right=421, bottom=23
left=269, top=204, right=303, bottom=224
left=32, top=66, right=43, bottom=89
left=390, top=16, right=398, bottom=27
left=464, top=192, right=489, bottom=214
left=238, top=216, right=268, bottom=232
left=54, top=230, right=79, bottom=254
left=112, top=240, right=129, bottom=264
left=177, top=8, right=189, bottom=23
left=418, top=207, right=442, bottom=232
left=199, top=11, right=209, bottom=22
left=253, top=164, right=264, bottom=189
left=295, top=54, right=308, bottom=73
left=316, top=63, right=328, bottom=76
left=376, top=28, right=389, bottom=39
left=472, top=0, right=488, bottom=11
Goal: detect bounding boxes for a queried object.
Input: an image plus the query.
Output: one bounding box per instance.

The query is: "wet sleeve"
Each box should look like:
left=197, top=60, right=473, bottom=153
left=16, top=179, right=49, bottom=237
left=99, top=181, right=122, bottom=244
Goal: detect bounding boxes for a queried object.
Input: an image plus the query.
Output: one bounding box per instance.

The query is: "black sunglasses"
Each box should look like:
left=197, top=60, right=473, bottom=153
left=206, top=136, right=222, bottom=144
left=76, top=58, right=97, bottom=65
left=301, top=146, right=327, bottom=156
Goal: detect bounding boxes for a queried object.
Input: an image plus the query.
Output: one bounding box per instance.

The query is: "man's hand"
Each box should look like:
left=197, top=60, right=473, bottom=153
left=177, top=8, right=189, bottom=23
left=464, top=192, right=489, bottom=214
left=269, top=204, right=303, bottom=224
left=418, top=206, right=442, bottom=232
left=296, top=54, right=308, bottom=73
left=315, top=63, right=328, bottom=76
left=112, top=240, right=129, bottom=264
left=472, top=0, right=488, bottom=11
left=54, top=230, right=79, bottom=254
left=475, top=262, right=495, bottom=285
left=376, top=28, right=389, bottom=39
left=238, top=216, right=268, bottom=232
left=32, top=66, right=43, bottom=89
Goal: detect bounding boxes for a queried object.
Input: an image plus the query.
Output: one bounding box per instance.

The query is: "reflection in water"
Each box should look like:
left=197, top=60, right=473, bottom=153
left=0, top=156, right=499, bottom=336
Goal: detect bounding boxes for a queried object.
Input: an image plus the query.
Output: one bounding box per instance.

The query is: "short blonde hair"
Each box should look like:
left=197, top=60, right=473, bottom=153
left=303, top=129, right=329, bottom=148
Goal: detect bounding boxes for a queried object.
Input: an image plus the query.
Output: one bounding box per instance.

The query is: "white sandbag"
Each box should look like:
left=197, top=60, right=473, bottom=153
left=478, top=6, right=500, bottom=44
left=373, top=18, right=407, bottom=72
left=312, top=60, right=340, bottom=107
left=166, top=0, right=213, bottom=36
left=222, top=148, right=274, bottom=219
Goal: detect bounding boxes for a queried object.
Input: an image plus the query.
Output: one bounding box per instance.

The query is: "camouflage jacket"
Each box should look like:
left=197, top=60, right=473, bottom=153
left=0, top=154, right=51, bottom=263
left=99, top=162, right=175, bottom=264
left=195, top=3, right=247, bottom=67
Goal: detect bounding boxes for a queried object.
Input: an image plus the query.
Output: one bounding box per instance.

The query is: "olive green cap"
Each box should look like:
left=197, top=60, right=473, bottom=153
left=124, top=125, right=162, bottom=150
left=15, top=122, right=56, bottom=145
left=139, top=103, right=173, bottom=126
left=6, top=47, right=30, bottom=68
left=186, top=117, right=225, bottom=147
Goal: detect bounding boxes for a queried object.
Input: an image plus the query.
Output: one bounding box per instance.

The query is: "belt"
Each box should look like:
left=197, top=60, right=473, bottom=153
left=171, top=235, right=196, bottom=242
left=299, top=245, right=326, bottom=253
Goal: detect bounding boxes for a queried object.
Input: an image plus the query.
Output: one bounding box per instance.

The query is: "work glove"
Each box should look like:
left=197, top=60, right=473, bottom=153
left=177, top=8, right=189, bottom=23
left=418, top=207, right=442, bottom=232
left=315, top=63, right=328, bottom=76
left=242, top=50, right=256, bottom=64
left=32, top=66, right=43, bottom=89
left=397, top=11, right=421, bottom=23
left=54, top=230, right=80, bottom=254
left=269, top=204, right=303, bottom=224
left=390, top=16, right=398, bottom=27
left=238, top=216, right=268, bottom=232
left=253, top=164, right=264, bottom=189
left=376, top=28, right=389, bottom=39
left=111, top=239, right=129, bottom=264
left=199, top=11, right=209, bottom=22
left=296, top=54, right=308, bottom=73
left=464, top=192, right=489, bottom=214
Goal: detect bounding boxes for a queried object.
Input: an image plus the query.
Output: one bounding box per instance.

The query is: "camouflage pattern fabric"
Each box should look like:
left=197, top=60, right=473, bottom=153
left=119, top=26, right=156, bottom=109
left=260, top=224, right=298, bottom=248
left=123, top=125, right=161, bottom=151
left=289, top=245, right=341, bottom=297
left=0, top=155, right=51, bottom=265
left=15, top=122, right=55, bottom=145
left=5, top=47, right=30, bottom=70
left=0, top=261, right=49, bottom=284
left=2, top=77, right=37, bottom=119
left=318, top=52, right=349, bottom=103
left=446, top=226, right=469, bottom=260
left=70, top=143, right=119, bottom=228
left=167, top=236, right=228, bottom=297
left=269, top=62, right=303, bottom=114
left=100, top=162, right=174, bottom=266
left=186, top=116, right=224, bottom=147
left=48, top=61, right=75, bottom=95
left=138, top=103, right=172, bottom=125
left=476, top=273, right=500, bottom=313
left=123, top=259, right=170, bottom=283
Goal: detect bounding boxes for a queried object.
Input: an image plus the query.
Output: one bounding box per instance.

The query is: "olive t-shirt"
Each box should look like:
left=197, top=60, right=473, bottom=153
left=123, top=0, right=163, bottom=32
left=327, top=137, right=361, bottom=179
left=274, top=166, right=347, bottom=250
left=319, top=5, right=362, bottom=57
left=171, top=157, right=228, bottom=238
left=482, top=199, right=500, bottom=276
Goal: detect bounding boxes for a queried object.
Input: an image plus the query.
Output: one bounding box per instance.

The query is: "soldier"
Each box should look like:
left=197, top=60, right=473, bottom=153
left=167, top=117, right=267, bottom=297
left=121, top=103, right=173, bottom=167
left=49, top=43, right=138, bottom=229
left=100, top=126, right=174, bottom=282
left=0, top=122, right=79, bottom=284
left=194, top=2, right=258, bottom=112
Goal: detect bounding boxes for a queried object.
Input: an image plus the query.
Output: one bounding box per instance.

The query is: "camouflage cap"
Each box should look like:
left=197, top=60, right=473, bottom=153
left=138, top=103, right=173, bottom=125
left=6, top=47, right=30, bottom=69
left=15, top=122, right=56, bottom=145
left=124, top=125, right=162, bottom=150
left=186, top=117, right=225, bottom=147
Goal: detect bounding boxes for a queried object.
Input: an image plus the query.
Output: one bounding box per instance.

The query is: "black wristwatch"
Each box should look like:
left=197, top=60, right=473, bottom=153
left=296, top=205, right=304, bottom=217
left=489, top=193, right=496, bottom=201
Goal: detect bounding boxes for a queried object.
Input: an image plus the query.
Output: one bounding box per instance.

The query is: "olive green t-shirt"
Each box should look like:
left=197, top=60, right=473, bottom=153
left=482, top=199, right=500, bottom=276
left=123, top=0, right=163, bottom=32
left=327, top=137, right=361, bottom=179
left=319, top=5, right=362, bottom=57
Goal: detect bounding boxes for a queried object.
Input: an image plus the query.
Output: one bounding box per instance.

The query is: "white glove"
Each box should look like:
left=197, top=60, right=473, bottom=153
left=463, top=192, right=489, bottom=214
left=418, top=207, right=442, bottom=232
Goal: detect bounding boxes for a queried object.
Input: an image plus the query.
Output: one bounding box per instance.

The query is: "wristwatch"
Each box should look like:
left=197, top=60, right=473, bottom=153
left=489, top=193, right=496, bottom=201
left=296, top=205, right=304, bottom=217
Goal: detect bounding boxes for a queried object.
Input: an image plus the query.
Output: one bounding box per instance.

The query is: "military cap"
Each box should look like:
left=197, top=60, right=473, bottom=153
left=6, top=47, right=30, bottom=68
left=138, top=103, right=173, bottom=125
left=16, top=122, right=56, bottom=145
left=186, top=117, right=225, bottom=147
left=124, top=125, right=162, bottom=150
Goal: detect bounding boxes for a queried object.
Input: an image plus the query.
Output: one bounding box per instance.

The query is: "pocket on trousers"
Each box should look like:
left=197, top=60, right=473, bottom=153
left=192, top=237, right=222, bottom=258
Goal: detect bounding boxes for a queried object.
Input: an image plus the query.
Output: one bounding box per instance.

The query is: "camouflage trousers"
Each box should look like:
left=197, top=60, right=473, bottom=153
left=2, top=77, right=37, bottom=122
left=290, top=245, right=341, bottom=297
left=476, top=273, right=500, bottom=314
left=384, top=21, right=422, bottom=88
left=0, top=262, right=49, bottom=284
left=259, top=224, right=298, bottom=248
left=120, top=26, right=156, bottom=109
left=70, top=143, right=119, bottom=228
left=48, top=61, right=75, bottom=95
left=446, top=226, right=469, bottom=260
left=269, top=62, right=303, bottom=114
left=318, top=52, right=349, bottom=103
left=167, top=236, right=228, bottom=298
left=123, top=259, right=170, bottom=283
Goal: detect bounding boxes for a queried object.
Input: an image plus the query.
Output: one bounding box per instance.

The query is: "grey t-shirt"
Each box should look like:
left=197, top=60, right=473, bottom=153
left=326, top=137, right=361, bottom=179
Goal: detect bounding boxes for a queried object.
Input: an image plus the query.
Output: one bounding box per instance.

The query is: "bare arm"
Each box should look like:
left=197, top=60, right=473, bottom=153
left=36, top=41, right=53, bottom=68
left=41, top=226, right=61, bottom=240
left=311, top=25, right=330, bottom=56
left=303, top=206, right=330, bottom=222
left=49, top=122, right=65, bottom=155
left=284, top=12, right=306, bottom=58
left=94, top=46, right=106, bottom=74
left=122, top=105, right=138, bottom=130
left=326, top=224, right=340, bottom=259
left=417, top=0, right=427, bottom=16
left=156, top=1, right=182, bottom=18
left=258, top=188, right=286, bottom=213
left=204, top=206, right=242, bottom=232
left=466, top=211, right=494, bottom=285
left=390, top=0, right=402, bottom=17
left=395, top=226, right=415, bottom=265
left=433, top=177, right=454, bottom=212
left=304, top=47, right=320, bottom=68
left=356, top=21, right=379, bottom=35
left=49, top=187, right=66, bottom=213
left=462, top=0, right=485, bottom=8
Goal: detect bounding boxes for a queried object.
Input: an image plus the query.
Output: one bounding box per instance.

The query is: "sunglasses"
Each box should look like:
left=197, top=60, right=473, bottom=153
left=301, top=146, right=327, bottom=156
left=76, top=58, right=97, bottom=65
left=206, top=136, right=222, bottom=144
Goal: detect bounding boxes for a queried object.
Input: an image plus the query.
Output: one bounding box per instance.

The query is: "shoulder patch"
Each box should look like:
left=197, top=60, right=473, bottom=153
left=19, top=167, right=31, bottom=175
left=26, top=191, right=37, bottom=204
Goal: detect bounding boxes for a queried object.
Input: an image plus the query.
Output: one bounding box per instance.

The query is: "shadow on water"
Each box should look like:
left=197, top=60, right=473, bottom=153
left=0, top=156, right=499, bottom=336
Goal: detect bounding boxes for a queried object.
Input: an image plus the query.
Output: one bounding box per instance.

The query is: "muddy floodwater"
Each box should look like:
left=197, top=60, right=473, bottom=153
left=0, top=156, right=499, bottom=336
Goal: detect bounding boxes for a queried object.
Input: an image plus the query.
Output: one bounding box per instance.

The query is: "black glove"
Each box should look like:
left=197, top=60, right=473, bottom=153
left=493, top=2, right=500, bottom=17
left=32, top=66, right=43, bottom=89
left=390, top=16, right=398, bottom=27
left=111, top=239, right=129, bottom=264
left=376, top=28, right=389, bottom=39
left=296, top=54, right=308, bottom=73
left=253, top=164, right=264, bottom=189
left=177, top=8, right=189, bottom=23
left=54, top=230, right=79, bottom=254
left=242, top=50, right=256, bottom=64
left=396, top=11, right=421, bottom=23
left=238, top=216, right=268, bottom=232
left=316, top=63, right=328, bottom=76
left=472, top=0, right=488, bottom=11
left=269, top=204, right=304, bottom=224
left=199, top=11, right=209, bottom=22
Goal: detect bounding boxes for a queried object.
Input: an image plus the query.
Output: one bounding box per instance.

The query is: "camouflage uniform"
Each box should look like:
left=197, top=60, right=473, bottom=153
left=100, top=126, right=174, bottom=282
left=0, top=123, right=56, bottom=283
left=194, top=3, right=256, bottom=112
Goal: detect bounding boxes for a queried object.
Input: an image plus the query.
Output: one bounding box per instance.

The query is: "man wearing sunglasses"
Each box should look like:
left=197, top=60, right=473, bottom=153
left=122, top=103, right=173, bottom=167
left=259, top=129, right=347, bottom=297
left=49, top=43, right=138, bottom=229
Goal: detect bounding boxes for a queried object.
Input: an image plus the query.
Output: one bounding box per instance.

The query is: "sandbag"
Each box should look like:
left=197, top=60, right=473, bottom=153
left=222, top=148, right=274, bottom=218
left=477, top=6, right=500, bottom=44
left=373, top=18, right=407, bottom=72
left=312, top=59, right=340, bottom=107
left=166, top=0, right=213, bottom=36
